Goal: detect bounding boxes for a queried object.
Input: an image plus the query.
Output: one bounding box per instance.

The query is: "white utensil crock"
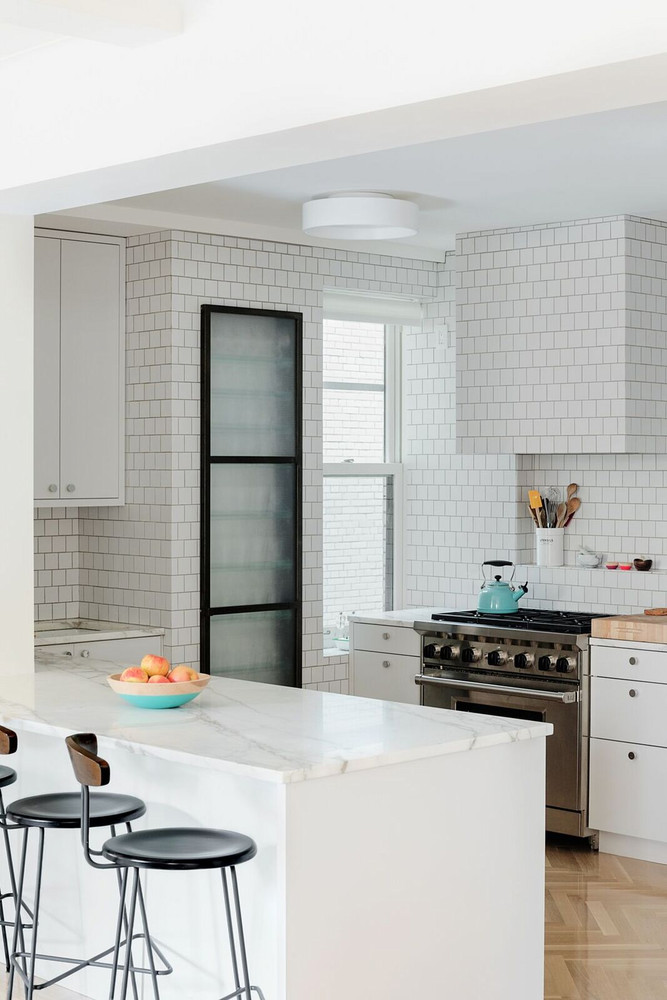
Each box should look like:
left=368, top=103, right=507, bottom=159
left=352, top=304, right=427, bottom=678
left=536, top=528, right=564, bottom=567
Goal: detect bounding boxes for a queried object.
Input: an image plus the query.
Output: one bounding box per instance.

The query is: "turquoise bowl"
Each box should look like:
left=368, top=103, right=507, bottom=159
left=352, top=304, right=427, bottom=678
left=116, top=691, right=202, bottom=710
left=107, top=673, right=209, bottom=709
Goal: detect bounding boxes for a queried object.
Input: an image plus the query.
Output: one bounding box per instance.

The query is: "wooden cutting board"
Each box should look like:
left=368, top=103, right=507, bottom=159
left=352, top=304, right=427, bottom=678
left=592, top=614, right=667, bottom=642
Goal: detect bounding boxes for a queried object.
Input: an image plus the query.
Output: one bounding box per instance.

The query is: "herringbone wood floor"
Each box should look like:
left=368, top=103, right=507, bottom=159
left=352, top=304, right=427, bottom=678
left=546, top=836, right=667, bottom=999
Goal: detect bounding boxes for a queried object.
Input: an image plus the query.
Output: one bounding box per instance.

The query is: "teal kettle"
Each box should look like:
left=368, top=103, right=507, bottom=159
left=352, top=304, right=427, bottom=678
left=478, top=560, right=528, bottom=614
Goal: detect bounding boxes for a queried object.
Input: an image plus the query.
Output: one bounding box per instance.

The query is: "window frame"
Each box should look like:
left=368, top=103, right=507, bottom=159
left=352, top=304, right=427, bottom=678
left=322, top=321, right=404, bottom=619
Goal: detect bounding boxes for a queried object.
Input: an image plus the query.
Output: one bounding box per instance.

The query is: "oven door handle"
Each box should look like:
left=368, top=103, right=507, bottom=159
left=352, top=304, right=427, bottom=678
left=414, top=674, right=579, bottom=704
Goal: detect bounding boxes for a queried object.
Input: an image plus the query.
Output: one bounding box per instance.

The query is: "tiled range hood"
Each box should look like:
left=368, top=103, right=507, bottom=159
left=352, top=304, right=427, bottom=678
left=455, top=215, right=667, bottom=454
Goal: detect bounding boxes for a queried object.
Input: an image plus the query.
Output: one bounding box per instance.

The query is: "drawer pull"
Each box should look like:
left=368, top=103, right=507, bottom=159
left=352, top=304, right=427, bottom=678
left=629, top=688, right=637, bottom=698
left=629, top=656, right=637, bottom=665
left=80, top=649, right=90, bottom=658
left=63, top=650, right=72, bottom=657
left=382, top=660, right=391, bottom=668
left=628, top=751, right=636, bottom=760
left=382, top=632, right=390, bottom=640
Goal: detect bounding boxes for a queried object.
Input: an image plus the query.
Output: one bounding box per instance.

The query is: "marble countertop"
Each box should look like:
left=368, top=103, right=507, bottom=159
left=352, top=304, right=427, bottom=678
left=8, top=652, right=552, bottom=785
left=34, top=619, right=164, bottom=646
left=349, top=608, right=452, bottom=628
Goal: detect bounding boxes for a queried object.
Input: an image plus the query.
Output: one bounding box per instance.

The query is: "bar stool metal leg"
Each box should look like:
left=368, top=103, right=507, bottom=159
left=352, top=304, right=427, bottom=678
left=108, top=868, right=129, bottom=1000
left=8, top=827, right=29, bottom=1000
left=219, top=868, right=265, bottom=1000
left=118, top=869, right=140, bottom=1000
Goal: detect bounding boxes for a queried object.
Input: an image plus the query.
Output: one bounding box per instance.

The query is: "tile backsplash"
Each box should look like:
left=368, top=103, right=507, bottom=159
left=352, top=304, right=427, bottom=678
left=34, top=508, right=80, bottom=621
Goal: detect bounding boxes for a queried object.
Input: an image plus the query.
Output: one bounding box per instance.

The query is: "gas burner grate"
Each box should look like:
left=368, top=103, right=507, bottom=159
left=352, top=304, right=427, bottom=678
left=430, top=608, right=610, bottom=635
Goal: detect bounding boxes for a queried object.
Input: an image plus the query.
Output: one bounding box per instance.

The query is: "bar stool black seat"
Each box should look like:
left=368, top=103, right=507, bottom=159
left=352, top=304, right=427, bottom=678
left=102, top=827, right=256, bottom=870
left=66, top=732, right=265, bottom=1000
left=6, top=760, right=172, bottom=999
left=0, top=766, right=17, bottom=789
left=7, top=791, right=145, bottom=828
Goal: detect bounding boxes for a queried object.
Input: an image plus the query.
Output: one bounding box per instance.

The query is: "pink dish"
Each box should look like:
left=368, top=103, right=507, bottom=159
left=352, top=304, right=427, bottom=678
left=605, top=562, right=619, bottom=569
left=619, top=563, right=632, bottom=571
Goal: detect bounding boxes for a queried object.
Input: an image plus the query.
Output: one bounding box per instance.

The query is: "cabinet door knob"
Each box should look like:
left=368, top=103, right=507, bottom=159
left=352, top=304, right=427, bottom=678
left=80, top=649, right=89, bottom=658
left=382, top=632, right=390, bottom=640
left=63, top=650, right=72, bottom=657
left=629, top=656, right=637, bottom=665
left=629, top=689, right=637, bottom=698
left=48, top=484, right=57, bottom=493
left=382, top=660, right=391, bottom=668
left=66, top=484, right=76, bottom=493
left=628, top=751, right=636, bottom=760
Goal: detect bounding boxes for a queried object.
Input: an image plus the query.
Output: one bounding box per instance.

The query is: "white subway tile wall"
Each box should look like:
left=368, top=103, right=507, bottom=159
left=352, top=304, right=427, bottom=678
left=34, top=216, right=667, bottom=664
left=34, top=508, right=80, bottom=621
left=39, top=231, right=440, bottom=691
left=456, top=215, right=667, bottom=455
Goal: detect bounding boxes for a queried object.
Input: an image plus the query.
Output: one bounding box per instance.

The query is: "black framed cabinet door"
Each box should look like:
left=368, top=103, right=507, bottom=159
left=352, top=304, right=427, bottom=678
left=200, top=306, right=302, bottom=686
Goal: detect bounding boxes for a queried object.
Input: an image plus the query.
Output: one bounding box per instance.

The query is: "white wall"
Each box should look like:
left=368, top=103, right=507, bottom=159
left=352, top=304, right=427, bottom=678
left=0, top=215, right=34, bottom=673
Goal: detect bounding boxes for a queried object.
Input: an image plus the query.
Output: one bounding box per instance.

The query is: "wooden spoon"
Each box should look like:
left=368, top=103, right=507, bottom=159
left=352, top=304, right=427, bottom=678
left=555, top=502, right=567, bottom=527
left=566, top=483, right=578, bottom=501
left=563, top=497, right=581, bottom=526
left=527, top=503, right=539, bottom=527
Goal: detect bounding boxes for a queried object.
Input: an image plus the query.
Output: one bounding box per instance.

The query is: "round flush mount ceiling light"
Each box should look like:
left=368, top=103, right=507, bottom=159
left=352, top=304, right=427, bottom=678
left=302, top=192, right=418, bottom=240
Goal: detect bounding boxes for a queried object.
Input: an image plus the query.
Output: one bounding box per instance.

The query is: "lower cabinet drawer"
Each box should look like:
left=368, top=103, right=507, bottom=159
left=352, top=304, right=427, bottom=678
left=592, top=644, right=667, bottom=683
left=72, top=636, right=163, bottom=665
left=590, top=737, right=667, bottom=841
left=352, top=623, right=420, bottom=656
left=353, top=651, right=420, bottom=705
left=591, top=676, right=667, bottom=746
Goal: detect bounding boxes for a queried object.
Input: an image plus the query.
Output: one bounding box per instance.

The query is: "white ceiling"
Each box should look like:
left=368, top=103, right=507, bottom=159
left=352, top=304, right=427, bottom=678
left=94, top=100, right=667, bottom=254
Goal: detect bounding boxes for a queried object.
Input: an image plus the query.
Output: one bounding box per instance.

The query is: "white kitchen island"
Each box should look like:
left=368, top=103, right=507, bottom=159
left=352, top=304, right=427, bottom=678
left=0, top=652, right=551, bottom=1000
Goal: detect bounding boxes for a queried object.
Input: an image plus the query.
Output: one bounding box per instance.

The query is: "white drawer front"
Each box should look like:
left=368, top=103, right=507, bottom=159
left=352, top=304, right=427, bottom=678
left=37, top=643, right=74, bottom=658
left=591, top=676, right=667, bottom=747
left=352, top=623, right=420, bottom=656
left=590, top=737, right=667, bottom=841
left=592, top=645, right=667, bottom=683
left=73, top=636, right=163, bottom=666
left=353, top=651, right=420, bottom=705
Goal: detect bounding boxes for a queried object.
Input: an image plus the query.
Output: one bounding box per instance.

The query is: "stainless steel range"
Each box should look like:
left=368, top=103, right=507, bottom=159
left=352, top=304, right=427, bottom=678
left=415, top=608, right=610, bottom=838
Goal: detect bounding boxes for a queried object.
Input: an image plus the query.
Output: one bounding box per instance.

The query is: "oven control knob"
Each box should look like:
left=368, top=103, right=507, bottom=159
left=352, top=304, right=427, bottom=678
left=461, top=646, right=482, bottom=663
left=487, top=649, right=508, bottom=666
left=556, top=656, right=576, bottom=674
left=441, top=645, right=460, bottom=661
left=423, top=643, right=442, bottom=660
left=514, top=652, right=534, bottom=670
left=538, top=655, right=556, bottom=671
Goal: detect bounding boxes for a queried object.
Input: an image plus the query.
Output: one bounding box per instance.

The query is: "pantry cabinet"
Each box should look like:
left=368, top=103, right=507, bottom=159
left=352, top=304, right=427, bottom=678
left=590, top=638, right=667, bottom=862
left=34, top=230, right=125, bottom=506
left=351, top=622, right=421, bottom=705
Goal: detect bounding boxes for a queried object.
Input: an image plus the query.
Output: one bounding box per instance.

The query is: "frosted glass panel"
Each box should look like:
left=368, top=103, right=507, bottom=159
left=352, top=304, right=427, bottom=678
left=210, top=312, right=296, bottom=457
left=210, top=464, right=295, bottom=608
left=210, top=610, right=296, bottom=684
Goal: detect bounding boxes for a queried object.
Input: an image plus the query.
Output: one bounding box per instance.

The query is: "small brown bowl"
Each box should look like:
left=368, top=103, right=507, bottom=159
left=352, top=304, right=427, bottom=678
left=634, top=558, right=653, bottom=572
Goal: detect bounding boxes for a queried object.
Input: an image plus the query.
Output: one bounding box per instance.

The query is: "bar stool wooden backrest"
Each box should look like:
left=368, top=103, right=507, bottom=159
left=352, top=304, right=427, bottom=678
left=65, top=734, right=110, bottom=787
left=0, top=728, right=17, bottom=755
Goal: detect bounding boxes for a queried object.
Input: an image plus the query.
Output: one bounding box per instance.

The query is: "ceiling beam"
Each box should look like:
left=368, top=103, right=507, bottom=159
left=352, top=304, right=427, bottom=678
left=0, top=0, right=183, bottom=46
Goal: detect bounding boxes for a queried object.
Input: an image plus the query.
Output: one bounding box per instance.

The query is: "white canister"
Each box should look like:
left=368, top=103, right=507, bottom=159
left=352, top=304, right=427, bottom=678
left=536, top=528, right=564, bottom=567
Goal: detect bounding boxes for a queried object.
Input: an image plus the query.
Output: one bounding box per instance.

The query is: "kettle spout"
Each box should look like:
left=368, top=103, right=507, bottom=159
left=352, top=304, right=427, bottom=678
left=513, top=583, right=528, bottom=602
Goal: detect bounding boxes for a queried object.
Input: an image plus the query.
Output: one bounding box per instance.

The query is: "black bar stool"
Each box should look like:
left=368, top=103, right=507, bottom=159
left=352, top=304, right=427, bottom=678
left=66, top=732, right=265, bottom=1000
left=6, top=738, right=171, bottom=1000
left=0, top=726, right=29, bottom=973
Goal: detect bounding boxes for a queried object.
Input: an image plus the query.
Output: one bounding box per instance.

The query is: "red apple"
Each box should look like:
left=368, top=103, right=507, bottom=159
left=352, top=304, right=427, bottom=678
left=147, top=675, right=170, bottom=684
left=120, top=667, right=148, bottom=683
left=140, top=654, right=170, bottom=678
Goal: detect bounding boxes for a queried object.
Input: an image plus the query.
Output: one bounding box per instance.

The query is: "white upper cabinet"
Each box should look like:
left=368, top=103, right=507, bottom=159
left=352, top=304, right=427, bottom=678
left=34, top=231, right=125, bottom=506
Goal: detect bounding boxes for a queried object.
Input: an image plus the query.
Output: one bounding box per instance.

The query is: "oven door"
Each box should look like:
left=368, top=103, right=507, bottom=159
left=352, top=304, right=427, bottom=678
left=415, top=673, right=582, bottom=818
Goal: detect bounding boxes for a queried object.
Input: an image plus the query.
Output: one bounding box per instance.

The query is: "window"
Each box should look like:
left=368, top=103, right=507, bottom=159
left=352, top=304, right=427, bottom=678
left=322, top=313, right=403, bottom=649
